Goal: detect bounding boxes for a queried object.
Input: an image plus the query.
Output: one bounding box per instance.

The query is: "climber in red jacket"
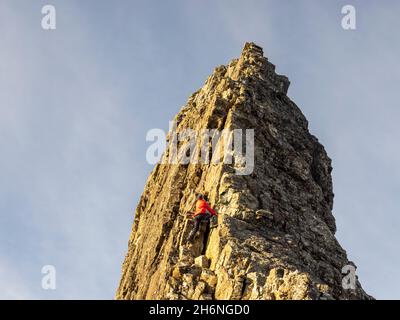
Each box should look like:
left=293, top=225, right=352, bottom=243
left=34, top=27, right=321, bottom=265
left=187, top=194, right=217, bottom=242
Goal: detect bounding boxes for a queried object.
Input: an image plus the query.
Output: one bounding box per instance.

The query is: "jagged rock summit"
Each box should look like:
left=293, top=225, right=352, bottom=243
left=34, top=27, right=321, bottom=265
left=116, top=42, right=372, bottom=300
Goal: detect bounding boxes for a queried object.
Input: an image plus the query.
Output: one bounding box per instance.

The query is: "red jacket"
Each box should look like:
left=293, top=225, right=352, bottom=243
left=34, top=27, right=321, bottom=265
left=193, top=199, right=217, bottom=217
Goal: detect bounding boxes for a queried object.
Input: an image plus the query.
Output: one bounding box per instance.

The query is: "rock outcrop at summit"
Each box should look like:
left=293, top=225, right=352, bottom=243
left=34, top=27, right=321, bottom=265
left=116, top=42, right=372, bottom=300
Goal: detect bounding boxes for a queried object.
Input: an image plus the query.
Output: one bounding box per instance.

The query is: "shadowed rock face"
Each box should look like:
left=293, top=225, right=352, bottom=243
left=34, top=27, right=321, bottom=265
left=116, top=42, right=372, bottom=300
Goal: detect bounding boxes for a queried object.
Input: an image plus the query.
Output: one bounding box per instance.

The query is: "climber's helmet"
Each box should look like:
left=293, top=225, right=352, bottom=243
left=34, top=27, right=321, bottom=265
left=196, top=193, right=204, bottom=200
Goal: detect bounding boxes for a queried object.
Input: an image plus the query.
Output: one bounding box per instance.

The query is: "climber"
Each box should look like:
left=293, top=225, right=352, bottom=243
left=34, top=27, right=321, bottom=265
left=187, top=193, right=217, bottom=242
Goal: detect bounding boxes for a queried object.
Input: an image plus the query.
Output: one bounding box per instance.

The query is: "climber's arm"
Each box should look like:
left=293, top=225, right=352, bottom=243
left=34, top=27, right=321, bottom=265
left=206, top=203, right=217, bottom=216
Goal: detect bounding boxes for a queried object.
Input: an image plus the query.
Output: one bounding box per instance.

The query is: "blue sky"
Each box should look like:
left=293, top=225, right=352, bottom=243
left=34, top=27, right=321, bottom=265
left=0, top=0, right=399, bottom=299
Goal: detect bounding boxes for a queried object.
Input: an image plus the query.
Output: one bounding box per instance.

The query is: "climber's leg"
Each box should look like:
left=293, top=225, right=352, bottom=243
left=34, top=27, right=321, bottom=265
left=187, top=215, right=202, bottom=241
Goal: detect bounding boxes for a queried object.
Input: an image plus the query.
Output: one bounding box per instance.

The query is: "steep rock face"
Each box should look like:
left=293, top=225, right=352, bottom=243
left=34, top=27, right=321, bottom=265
left=116, top=43, right=372, bottom=300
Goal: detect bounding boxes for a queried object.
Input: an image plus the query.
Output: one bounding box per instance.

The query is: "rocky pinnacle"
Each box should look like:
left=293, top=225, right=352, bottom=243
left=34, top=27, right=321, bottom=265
left=116, top=42, right=372, bottom=300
